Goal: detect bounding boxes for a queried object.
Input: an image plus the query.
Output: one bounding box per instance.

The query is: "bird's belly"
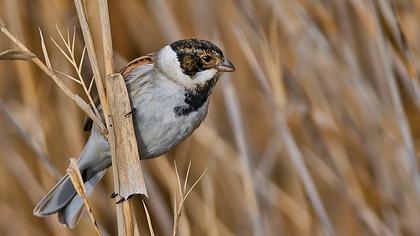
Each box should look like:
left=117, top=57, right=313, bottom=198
left=132, top=100, right=208, bottom=159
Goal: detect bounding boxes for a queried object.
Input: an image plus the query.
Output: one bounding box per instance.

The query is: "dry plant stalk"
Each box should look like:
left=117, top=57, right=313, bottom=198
left=2, top=0, right=147, bottom=233
left=98, top=0, right=114, bottom=75
left=235, top=27, right=336, bottom=236
left=105, top=73, right=146, bottom=235
left=98, top=0, right=147, bottom=235
left=67, top=158, right=101, bottom=236
left=0, top=101, right=61, bottom=179
left=172, top=162, right=207, bottom=236
left=5, top=0, right=420, bottom=235
left=74, top=0, right=147, bottom=235
left=48, top=26, right=100, bottom=119
left=104, top=73, right=147, bottom=199
left=73, top=0, right=107, bottom=118
left=221, top=73, right=263, bottom=236
left=142, top=200, right=156, bottom=236
left=0, top=23, right=106, bottom=134
left=369, top=0, right=420, bottom=194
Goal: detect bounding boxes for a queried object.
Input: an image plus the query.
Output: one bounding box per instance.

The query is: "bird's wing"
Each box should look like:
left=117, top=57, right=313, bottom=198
left=82, top=54, right=155, bottom=131
left=120, top=53, right=154, bottom=77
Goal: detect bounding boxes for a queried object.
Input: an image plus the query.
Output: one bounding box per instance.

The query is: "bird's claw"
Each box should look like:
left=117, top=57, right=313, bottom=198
left=124, top=107, right=137, bottom=118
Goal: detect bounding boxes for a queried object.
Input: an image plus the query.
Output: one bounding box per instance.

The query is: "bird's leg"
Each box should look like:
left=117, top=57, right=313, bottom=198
left=124, top=107, right=137, bottom=118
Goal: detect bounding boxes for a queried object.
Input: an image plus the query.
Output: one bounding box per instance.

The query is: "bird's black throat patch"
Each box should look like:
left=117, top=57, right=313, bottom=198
left=174, top=73, right=220, bottom=117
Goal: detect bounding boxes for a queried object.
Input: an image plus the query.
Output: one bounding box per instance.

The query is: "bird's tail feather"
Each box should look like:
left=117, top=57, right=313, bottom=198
left=34, top=169, right=107, bottom=228
left=34, top=127, right=110, bottom=228
left=33, top=174, right=76, bottom=216
left=57, top=169, right=107, bottom=228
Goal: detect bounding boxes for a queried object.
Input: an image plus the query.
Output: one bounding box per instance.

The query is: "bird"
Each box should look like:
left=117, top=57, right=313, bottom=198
left=33, top=38, right=235, bottom=228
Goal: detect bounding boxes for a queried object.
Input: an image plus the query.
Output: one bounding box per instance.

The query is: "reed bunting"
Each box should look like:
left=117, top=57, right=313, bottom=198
left=33, top=38, right=235, bottom=227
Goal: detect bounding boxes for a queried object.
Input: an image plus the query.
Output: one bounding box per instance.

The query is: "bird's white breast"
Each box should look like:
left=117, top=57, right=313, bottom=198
left=127, top=68, right=209, bottom=158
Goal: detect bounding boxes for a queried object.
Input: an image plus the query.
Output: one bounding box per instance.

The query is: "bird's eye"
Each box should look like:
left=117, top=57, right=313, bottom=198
left=201, top=55, right=211, bottom=63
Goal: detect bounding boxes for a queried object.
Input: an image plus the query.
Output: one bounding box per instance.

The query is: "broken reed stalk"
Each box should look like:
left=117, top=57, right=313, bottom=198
left=97, top=0, right=147, bottom=194
left=67, top=158, right=101, bottom=236
left=98, top=0, right=148, bottom=235
left=94, top=0, right=147, bottom=199
left=95, top=0, right=137, bottom=234
left=105, top=73, right=147, bottom=235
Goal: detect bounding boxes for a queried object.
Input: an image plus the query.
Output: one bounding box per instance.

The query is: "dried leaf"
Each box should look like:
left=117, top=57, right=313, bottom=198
left=38, top=28, right=52, bottom=71
left=0, top=49, right=35, bottom=61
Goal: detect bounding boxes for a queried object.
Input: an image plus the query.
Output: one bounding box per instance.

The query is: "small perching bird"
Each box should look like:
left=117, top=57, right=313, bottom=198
left=33, top=38, right=235, bottom=227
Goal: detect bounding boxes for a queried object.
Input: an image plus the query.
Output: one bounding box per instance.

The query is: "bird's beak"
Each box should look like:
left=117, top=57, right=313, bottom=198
left=216, top=59, right=235, bottom=72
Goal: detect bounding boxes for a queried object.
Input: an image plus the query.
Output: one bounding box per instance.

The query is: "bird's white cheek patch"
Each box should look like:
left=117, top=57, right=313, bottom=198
left=157, top=46, right=194, bottom=89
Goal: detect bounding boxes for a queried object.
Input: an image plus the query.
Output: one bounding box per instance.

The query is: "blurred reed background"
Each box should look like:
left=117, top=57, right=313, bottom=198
left=1, top=0, right=420, bottom=235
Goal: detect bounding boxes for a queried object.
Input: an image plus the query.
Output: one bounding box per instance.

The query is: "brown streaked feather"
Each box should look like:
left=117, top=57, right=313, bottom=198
left=120, top=54, right=154, bottom=77
left=82, top=54, right=154, bottom=131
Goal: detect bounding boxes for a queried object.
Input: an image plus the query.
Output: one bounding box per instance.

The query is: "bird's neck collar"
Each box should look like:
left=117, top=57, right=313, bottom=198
left=174, top=72, right=221, bottom=117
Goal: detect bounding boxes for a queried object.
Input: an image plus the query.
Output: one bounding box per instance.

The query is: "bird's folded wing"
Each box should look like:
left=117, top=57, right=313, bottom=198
left=82, top=54, right=155, bottom=131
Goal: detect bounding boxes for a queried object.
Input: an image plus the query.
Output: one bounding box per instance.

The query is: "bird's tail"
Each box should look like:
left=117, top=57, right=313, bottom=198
left=33, top=129, right=110, bottom=228
left=33, top=169, right=107, bottom=228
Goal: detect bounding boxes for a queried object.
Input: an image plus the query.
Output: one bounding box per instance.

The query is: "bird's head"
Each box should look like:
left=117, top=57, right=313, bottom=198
left=156, top=38, right=235, bottom=89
